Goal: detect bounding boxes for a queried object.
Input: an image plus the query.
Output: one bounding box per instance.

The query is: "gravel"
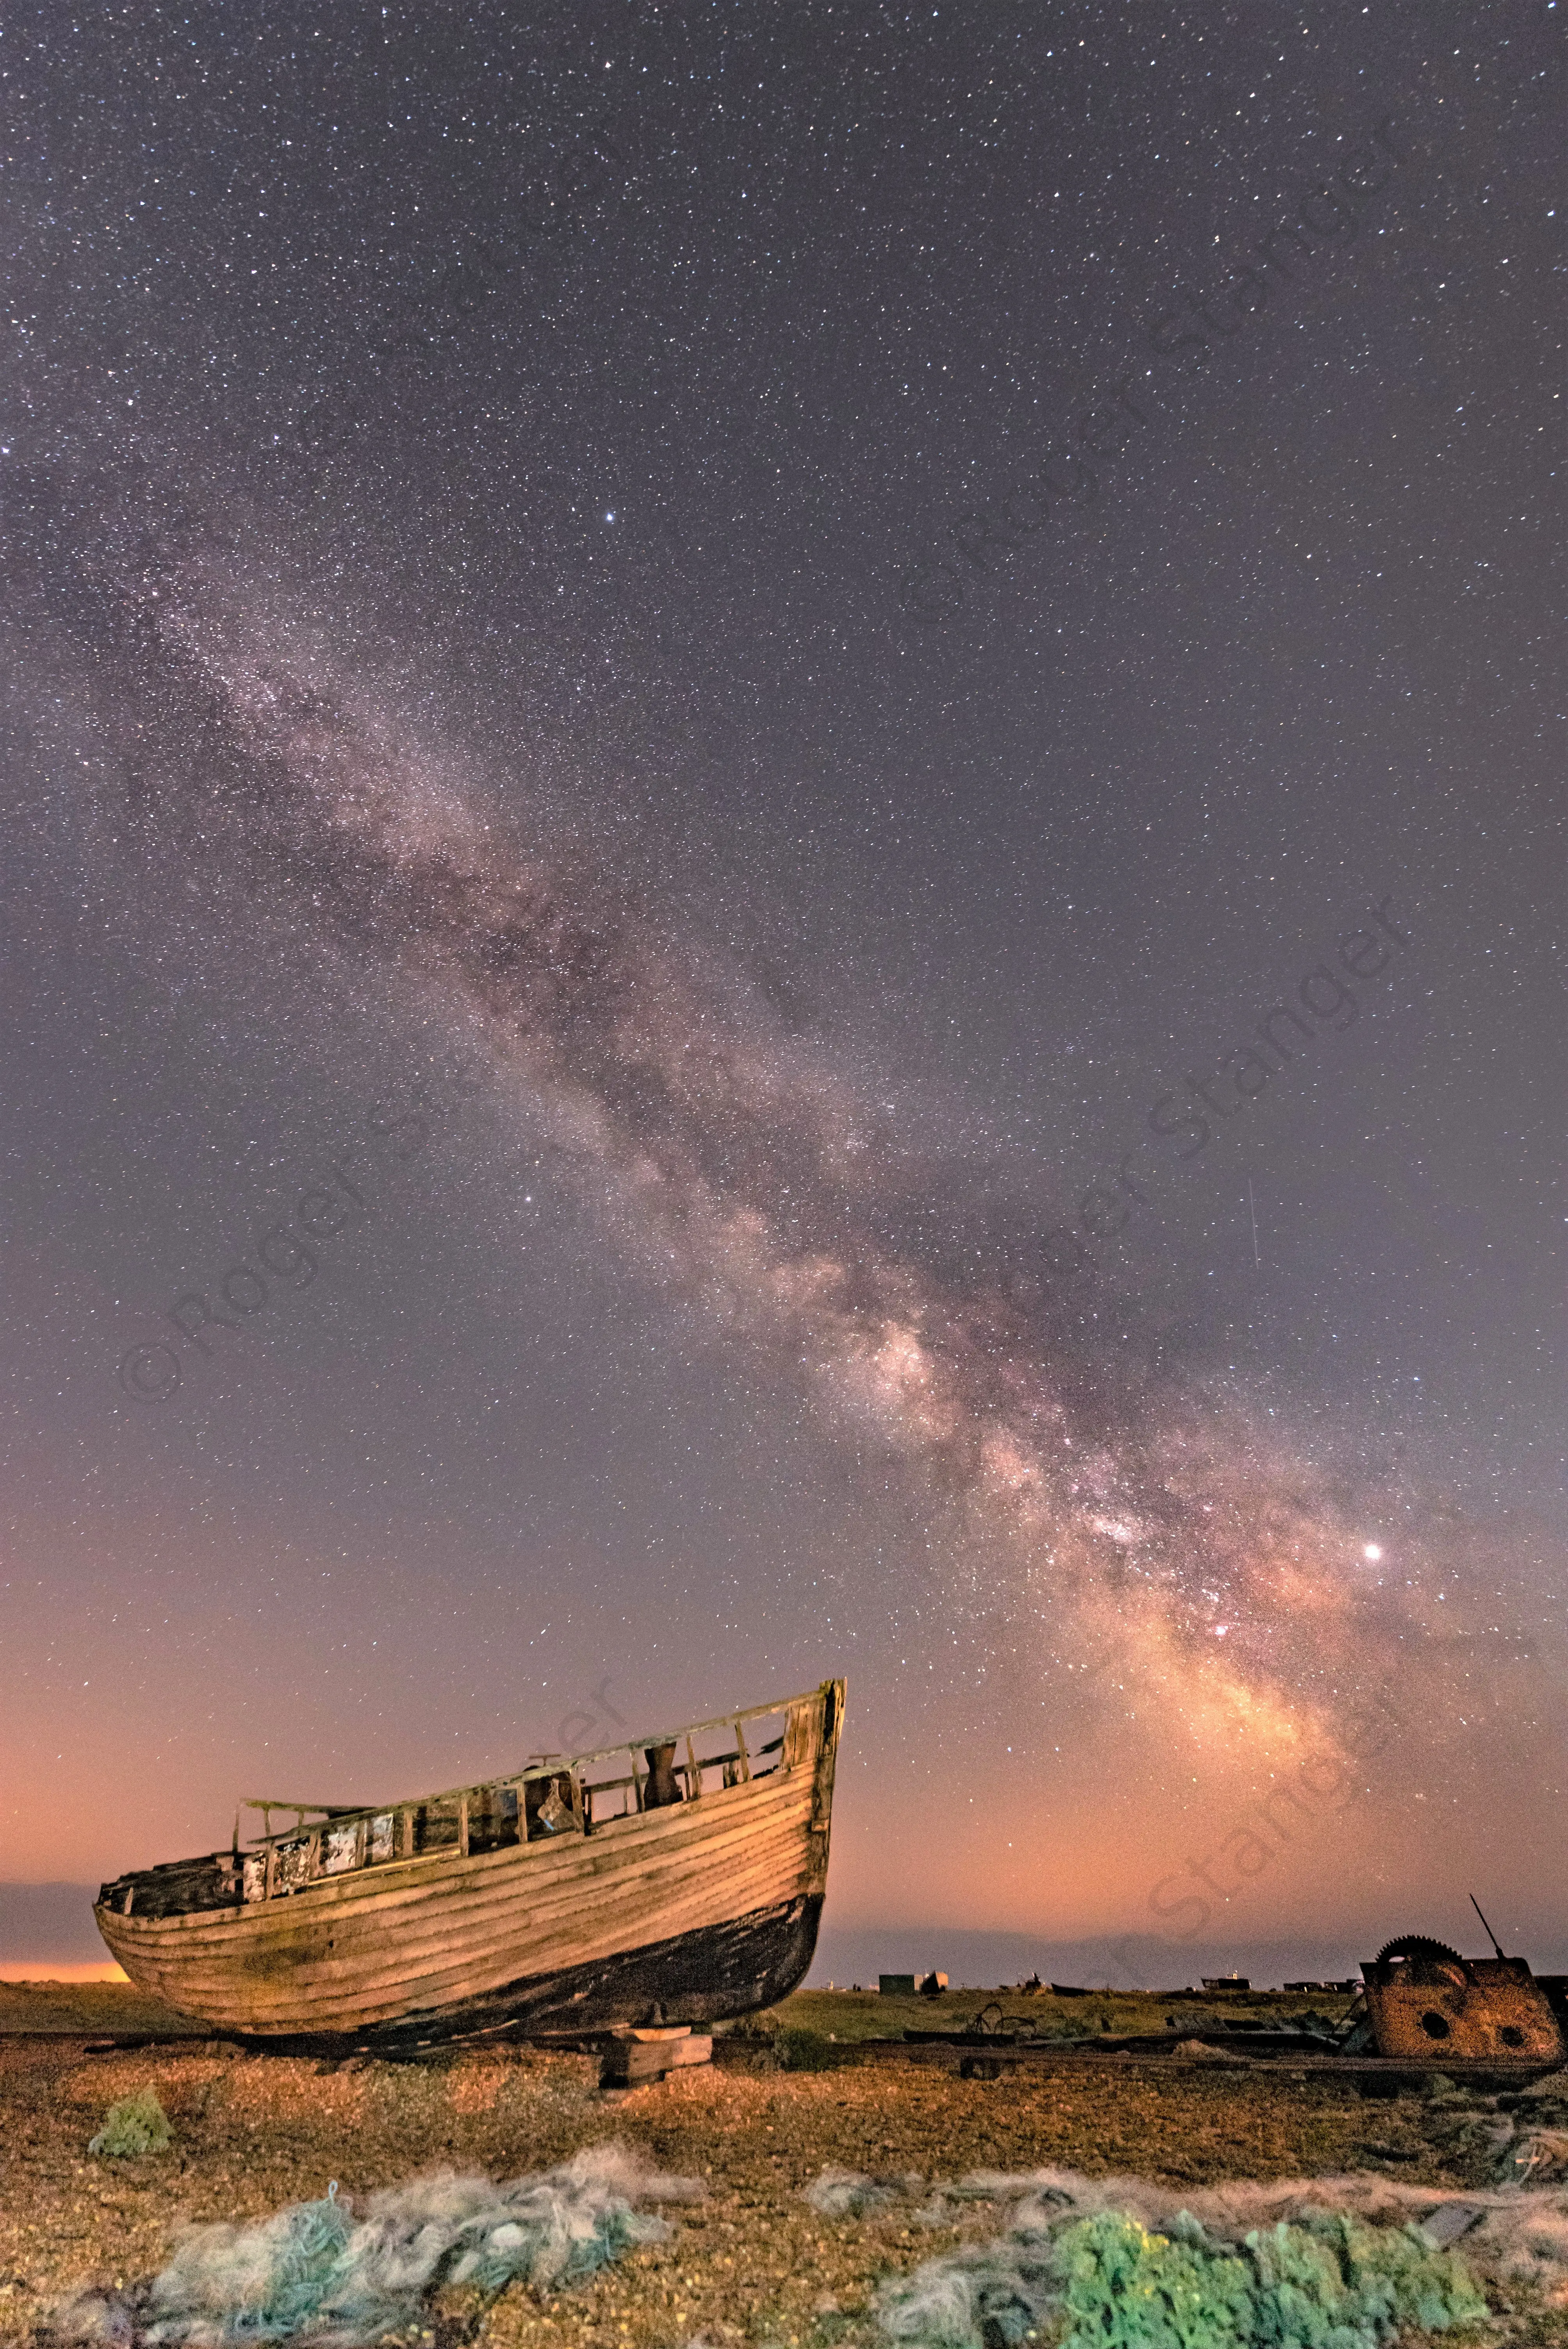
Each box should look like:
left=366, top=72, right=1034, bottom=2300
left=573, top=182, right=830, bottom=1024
left=0, top=2018, right=1550, bottom=2347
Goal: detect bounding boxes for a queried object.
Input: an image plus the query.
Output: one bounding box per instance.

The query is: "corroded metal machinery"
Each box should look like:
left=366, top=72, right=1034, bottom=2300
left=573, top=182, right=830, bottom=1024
left=1357, top=1935, right=1564, bottom=2063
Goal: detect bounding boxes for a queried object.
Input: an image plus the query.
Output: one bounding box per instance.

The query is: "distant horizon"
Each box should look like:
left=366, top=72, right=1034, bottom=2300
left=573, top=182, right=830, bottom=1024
left=10, top=1883, right=1563, bottom=1997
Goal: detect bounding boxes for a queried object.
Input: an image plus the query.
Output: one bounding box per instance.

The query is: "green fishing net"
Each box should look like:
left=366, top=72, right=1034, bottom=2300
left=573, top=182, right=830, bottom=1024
left=880, top=2201, right=1489, bottom=2349
left=1057, top=2211, right=1255, bottom=2347
left=56, top=2145, right=696, bottom=2345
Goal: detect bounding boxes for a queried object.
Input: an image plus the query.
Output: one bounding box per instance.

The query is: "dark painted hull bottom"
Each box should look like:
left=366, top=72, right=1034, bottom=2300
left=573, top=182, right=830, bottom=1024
left=234, top=1893, right=825, bottom=2054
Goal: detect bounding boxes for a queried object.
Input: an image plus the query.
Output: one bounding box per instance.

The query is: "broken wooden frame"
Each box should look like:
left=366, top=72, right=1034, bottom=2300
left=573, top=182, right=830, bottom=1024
left=177, top=1698, right=800, bottom=1912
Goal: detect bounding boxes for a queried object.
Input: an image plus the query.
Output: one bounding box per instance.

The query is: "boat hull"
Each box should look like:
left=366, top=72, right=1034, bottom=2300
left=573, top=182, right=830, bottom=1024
left=268, top=1893, right=821, bottom=2053
left=96, top=1682, right=841, bottom=2046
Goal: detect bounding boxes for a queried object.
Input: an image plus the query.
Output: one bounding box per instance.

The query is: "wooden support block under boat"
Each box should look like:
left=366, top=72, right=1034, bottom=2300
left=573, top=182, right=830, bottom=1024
left=599, top=2028, right=714, bottom=2087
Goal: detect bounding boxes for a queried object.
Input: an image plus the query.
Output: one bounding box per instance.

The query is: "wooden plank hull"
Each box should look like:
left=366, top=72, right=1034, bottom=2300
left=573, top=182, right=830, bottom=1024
left=95, top=1683, right=842, bottom=2045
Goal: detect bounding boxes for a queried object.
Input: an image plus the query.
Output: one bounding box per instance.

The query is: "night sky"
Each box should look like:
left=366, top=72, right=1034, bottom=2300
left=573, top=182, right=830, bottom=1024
left=2, top=1, right=1562, bottom=1986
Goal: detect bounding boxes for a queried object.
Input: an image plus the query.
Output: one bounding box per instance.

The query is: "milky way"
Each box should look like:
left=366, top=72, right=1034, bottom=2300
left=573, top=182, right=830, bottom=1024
left=0, top=461, right=1447, bottom=1764
left=5, top=0, right=1564, bottom=1984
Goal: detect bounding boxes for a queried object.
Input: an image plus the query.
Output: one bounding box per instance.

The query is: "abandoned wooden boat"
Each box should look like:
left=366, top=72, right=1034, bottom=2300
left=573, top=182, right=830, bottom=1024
left=95, top=1679, right=843, bottom=2049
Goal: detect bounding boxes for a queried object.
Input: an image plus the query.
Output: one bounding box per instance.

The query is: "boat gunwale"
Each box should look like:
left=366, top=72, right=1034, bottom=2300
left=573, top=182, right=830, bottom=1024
left=227, top=1682, right=826, bottom=1850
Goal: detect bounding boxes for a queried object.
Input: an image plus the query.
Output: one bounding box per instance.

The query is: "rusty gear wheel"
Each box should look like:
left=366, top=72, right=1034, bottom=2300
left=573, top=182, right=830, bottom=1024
left=1375, top=1934, right=1468, bottom=1985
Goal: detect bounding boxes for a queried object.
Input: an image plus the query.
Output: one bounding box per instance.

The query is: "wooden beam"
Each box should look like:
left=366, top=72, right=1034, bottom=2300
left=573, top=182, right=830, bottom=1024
left=599, top=2032, right=713, bottom=2088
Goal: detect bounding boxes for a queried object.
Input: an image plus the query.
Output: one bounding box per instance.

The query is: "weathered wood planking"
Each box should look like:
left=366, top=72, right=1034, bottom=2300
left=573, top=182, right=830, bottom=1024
left=96, top=1680, right=843, bottom=2042
left=103, top=1776, right=814, bottom=2027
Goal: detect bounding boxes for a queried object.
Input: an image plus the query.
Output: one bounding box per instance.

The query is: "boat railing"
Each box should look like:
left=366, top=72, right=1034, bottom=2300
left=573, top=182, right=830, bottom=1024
left=222, top=1686, right=826, bottom=1905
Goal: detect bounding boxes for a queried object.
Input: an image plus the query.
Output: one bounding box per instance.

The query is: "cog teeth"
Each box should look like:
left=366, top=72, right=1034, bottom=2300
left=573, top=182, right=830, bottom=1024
left=1374, top=1933, right=1466, bottom=1971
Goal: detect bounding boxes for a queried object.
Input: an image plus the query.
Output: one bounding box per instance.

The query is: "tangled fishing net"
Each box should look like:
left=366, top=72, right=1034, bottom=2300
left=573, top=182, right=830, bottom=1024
left=804, top=2163, right=1568, bottom=2347
left=52, top=2143, right=699, bottom=2346
left=803, top=2165, right=910, bottom=2218
left=877, top=2203, right=1486, bottom=2349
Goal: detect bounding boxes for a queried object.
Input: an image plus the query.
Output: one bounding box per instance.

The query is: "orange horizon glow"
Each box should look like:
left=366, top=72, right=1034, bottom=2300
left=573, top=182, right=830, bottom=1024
left=0, top=1960, right=128, bottom=1983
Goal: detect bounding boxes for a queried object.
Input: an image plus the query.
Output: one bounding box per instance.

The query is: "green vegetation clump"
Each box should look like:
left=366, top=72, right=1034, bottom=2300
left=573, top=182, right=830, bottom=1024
left=89, top=2087, right=173, bottom=2157
left=773, top=2024, right=834, bottom=2071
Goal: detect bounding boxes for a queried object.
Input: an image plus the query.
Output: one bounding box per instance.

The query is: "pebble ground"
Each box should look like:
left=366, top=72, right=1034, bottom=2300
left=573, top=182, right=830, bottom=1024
left=0, top=1994, right=1558, bottom=2347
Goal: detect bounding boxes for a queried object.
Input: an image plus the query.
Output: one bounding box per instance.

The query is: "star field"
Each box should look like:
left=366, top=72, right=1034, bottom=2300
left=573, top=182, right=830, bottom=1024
left=1, top=0, right=1562, bottom=1981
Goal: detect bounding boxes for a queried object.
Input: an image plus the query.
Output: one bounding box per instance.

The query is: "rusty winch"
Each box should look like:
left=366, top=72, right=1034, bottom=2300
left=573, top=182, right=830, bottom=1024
left=1353, top=1928, right=1564, bottom=2063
